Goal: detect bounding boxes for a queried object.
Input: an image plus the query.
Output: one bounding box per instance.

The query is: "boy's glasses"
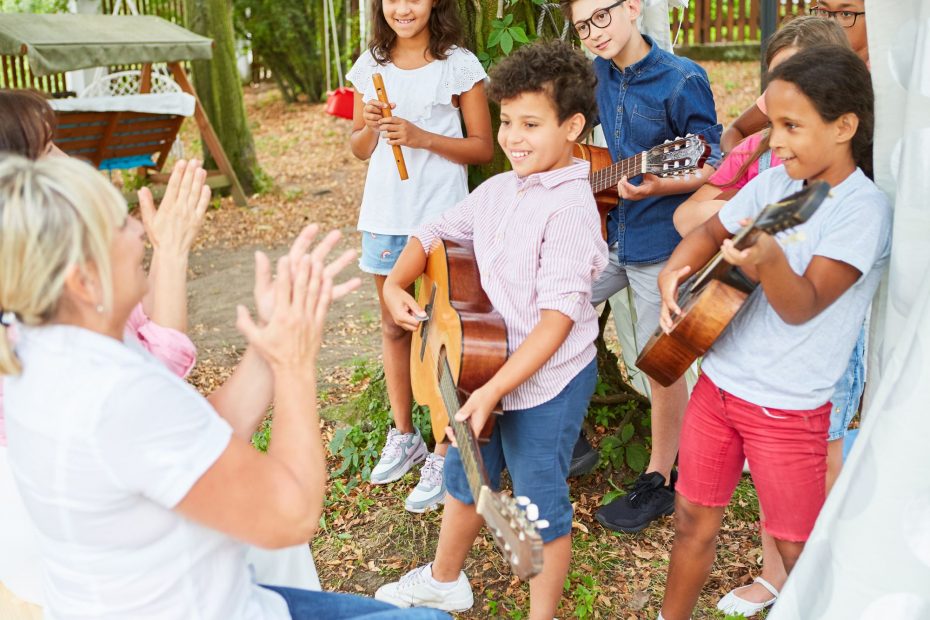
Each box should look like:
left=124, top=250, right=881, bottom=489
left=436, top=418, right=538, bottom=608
left=809, top=6, right=865, bottom=28
left=573, top=0, right=628, bottom=40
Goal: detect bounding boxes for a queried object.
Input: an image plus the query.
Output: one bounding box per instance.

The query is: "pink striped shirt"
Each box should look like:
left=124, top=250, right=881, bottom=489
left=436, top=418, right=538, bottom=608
left=415, top=159, right=608, bottom=410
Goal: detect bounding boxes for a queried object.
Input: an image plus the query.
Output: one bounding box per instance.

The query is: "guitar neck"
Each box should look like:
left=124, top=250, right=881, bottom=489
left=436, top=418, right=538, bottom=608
left=438, top=356, right=491, bottom=501
left=589, top=152, right=644, bottom=193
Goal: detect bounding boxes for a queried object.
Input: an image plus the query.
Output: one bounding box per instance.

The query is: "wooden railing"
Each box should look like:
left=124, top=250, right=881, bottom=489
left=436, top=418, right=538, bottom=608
left=100, top=0, right=184, bottom=23
left=0, top=54, right=69, bottom=94
left=672, top=0, right=812, bottom=46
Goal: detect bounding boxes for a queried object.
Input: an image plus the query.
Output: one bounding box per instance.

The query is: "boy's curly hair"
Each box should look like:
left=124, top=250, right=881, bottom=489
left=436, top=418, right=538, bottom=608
left=488, top=40, right=598, bottom=136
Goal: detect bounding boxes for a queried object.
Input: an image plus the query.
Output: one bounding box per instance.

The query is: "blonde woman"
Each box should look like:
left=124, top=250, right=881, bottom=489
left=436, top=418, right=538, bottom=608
left=0, top=155, right=447, bottom=620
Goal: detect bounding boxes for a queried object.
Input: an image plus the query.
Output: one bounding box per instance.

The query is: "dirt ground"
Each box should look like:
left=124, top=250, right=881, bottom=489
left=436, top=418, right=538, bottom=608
left=178, top=60, right=765, bottom=618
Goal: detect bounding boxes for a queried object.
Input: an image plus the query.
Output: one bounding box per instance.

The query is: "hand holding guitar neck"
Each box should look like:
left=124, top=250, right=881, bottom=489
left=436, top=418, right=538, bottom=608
left=372, top=73, right=409, bottom=181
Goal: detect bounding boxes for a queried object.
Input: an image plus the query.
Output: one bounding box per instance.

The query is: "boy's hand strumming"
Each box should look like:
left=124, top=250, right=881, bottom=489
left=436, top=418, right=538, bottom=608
left=383, top=283, right=427, bottom=331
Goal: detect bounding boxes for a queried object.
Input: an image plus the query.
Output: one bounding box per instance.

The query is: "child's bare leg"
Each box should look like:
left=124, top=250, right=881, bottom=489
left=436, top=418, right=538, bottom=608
left=773, top=538, right=805, bottom=575
left=430, top=496, right=485, bottom=581
left=735, top=519, right=787, bottom=603
left=434, top=442, right=449, bottom=458
left=374, top=275, right=414, bottom=433
left=661, top=495, right=726, bottom=620
left=647, top=375, right=689, bottom=481
left=528, top=534, right=571, bottom=620
left=826, top=438, right=844, bottom=494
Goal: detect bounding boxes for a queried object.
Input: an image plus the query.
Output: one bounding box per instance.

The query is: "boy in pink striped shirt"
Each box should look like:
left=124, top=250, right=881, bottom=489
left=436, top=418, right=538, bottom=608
left=375, top=41, right=608, bottom=617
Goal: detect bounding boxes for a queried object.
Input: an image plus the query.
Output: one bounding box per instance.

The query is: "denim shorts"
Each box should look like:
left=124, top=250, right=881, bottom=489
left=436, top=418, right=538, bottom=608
left=443, top=359, right=597, bottom=543
left=827, top=326, right=866, bottom=441
left=358, top=231, right=409, bottom=276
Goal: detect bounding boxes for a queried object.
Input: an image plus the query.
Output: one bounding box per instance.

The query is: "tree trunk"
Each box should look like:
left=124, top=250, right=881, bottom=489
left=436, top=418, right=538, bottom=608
left=186, top=0, right=260, bottom=194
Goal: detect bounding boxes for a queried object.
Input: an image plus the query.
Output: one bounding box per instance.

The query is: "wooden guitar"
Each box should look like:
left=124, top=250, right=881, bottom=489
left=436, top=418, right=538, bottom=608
left=410, top=238, right=544, bottom=581
left=573, top=135, right=711, bottom=239
left=635, top=180, right=831, bottom=387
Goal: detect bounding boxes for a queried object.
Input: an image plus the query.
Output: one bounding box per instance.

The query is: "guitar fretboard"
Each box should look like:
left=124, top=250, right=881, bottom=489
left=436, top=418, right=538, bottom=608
left=590, top=152, right=644, bottom=193
left=438, top=354, right=491, bottom=502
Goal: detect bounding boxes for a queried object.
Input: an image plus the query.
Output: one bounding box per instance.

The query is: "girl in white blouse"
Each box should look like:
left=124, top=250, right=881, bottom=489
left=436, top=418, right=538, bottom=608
left=347, top=0, right=494, bottom=513
left=0, top=155, right=447, bottom=620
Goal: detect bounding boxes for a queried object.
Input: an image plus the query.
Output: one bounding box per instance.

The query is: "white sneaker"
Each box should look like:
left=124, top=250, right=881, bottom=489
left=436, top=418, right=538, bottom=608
left=405, top=453, right=446, bottom=513
left=375, top=564, right=473, bottom=612
left=370, top=428, right=427, bottom=484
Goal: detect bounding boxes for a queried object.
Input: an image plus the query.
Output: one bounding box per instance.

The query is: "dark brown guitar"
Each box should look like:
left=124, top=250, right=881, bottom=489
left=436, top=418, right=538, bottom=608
left=574, top=135, right=711, bottom=239
left=410, top=238, right=543, bottom=581
left=636, top=181, right=831, bottom=387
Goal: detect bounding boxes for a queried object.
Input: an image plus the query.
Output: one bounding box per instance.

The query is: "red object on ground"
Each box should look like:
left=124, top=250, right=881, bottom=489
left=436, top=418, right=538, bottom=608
left=326, top=87, right=355, bottom=120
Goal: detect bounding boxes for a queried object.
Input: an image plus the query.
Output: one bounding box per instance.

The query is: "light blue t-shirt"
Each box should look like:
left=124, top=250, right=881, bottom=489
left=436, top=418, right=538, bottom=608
left=701, top=166, right=892, bottom=409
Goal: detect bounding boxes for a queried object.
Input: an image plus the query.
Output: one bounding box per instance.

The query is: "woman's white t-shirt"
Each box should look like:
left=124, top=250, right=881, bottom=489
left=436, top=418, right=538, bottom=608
left=4, top=325, right=290, bottom=620
left=347, top=46, right=487, bottom=235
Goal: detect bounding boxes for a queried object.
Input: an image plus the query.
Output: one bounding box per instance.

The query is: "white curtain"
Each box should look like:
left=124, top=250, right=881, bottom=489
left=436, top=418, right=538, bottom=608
left=769, top=3, right=930, bottom=618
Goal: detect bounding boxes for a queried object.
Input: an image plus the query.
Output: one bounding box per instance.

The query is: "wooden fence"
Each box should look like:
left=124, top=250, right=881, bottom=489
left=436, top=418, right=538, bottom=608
left=673, top=0, right=811, bottom=46
left=0, top=54, right=68, bottom=94
left=100, top=0, right=184, bottom=22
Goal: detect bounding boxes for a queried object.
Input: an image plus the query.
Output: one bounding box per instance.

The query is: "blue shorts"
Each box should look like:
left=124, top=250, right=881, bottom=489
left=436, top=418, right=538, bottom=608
left=444, top=359, right=597, bottom=543
left=358, top=231, right=408, bottom=276
left=828, top=326, right=866, bottom=441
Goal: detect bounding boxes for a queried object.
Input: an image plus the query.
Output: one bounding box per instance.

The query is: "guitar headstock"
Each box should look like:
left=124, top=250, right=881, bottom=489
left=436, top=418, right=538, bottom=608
left=643, top=134, right=710, bottom=178
left=476, top=489, right=544, bottom=581
left=755, top=180, right=831, bottom=236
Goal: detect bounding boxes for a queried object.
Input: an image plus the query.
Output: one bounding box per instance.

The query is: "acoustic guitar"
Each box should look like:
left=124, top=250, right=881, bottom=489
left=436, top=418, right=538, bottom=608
left=635, top=180, right=831, bottom=387
left=573, top=135, right=711, bottom=239
left=410, top=238, right=544, bottom=581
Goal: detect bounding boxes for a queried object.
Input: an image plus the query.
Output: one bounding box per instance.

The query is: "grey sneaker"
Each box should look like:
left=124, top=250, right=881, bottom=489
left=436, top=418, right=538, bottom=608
left=405, top=453, right=446, bottom=513
left=370, top=428, right=427, bottom=484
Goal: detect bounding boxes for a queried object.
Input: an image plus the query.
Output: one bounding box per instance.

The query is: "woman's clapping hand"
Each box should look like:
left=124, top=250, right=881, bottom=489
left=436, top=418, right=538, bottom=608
left=238, top=226, right=360, bottom=371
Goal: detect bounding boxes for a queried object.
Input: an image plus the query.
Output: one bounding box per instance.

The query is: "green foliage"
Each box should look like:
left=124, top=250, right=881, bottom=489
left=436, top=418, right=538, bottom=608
left=233, top=0, right=357, bottom=102
left=328, top=363, right=433, bottom=488
left=0, top=0, right=67, bottom=12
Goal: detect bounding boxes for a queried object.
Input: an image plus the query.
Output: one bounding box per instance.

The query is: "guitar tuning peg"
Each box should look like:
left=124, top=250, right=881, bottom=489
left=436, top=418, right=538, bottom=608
left=512, top=555, right=520, bottom=565
left=518, top=532, right=526, bottom=542
left=504, top=542, right=511, bottom=552
left=516, top=496, right=531, bottom=506
left=526, top=503, right=539, bottom=521
left=535, top=519, right=550, bottom=530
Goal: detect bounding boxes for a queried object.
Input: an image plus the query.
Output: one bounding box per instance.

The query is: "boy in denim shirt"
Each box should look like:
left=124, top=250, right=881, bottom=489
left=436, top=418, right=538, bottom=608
left=560, top=0, right=722, bottom=533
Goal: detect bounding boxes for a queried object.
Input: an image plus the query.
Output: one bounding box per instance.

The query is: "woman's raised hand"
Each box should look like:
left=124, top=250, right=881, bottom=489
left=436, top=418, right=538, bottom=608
left=139, top=159, right=211, bottom=257
left=239, top=226, right=360, bottom=370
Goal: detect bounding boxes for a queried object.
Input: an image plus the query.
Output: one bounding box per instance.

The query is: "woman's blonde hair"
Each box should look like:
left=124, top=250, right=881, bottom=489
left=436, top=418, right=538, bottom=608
left=0, top=155, right=127, bottom=375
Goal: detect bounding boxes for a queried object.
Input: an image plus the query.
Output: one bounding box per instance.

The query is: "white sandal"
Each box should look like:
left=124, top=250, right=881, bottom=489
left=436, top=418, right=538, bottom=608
left=716, top=576, right=779, bottom=617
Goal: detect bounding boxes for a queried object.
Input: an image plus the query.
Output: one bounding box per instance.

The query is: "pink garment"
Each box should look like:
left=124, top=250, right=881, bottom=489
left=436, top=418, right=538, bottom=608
left=708, top=132, right=783, bottom=192
left=756, top=91, right=767, bottom=116
left=415, top=160, right=608, bottom=410
left=0, top=303, right=196, bottom=447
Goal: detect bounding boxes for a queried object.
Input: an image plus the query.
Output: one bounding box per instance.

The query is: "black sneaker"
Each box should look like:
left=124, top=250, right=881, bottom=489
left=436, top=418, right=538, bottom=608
left=594, top=470, right=677, bottom=533
left=568, top=432, right=599, bottom=477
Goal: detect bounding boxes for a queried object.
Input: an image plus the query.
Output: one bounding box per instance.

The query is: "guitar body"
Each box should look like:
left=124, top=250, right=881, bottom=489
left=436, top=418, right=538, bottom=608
left=635, top=181, right=832, bottom=388
left=573, top=143, right=617, bottom=240
left=411, top=238, right=509, bottom=444
left=636, top=279, right=750, bottom=387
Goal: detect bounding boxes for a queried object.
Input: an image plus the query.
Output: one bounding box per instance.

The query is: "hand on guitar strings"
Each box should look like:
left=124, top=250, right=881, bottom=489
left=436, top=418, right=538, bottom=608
left=617, top=173, right=662, bottom=201
left=445, top=385, right=500, bottom=446
left=658, top=264, right=692, bottom=333
left=720, top=218, right=780, bottom=271
left=382, top=284, right=428, bottom=331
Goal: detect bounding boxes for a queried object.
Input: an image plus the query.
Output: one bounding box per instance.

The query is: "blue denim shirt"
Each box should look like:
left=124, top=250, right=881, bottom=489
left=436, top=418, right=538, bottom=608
left=594, top=36, right=722, bottom=264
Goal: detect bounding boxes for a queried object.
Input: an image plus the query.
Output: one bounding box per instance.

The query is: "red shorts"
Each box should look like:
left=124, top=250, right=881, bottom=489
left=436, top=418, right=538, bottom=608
left=677, top=373, right=831, bottom=542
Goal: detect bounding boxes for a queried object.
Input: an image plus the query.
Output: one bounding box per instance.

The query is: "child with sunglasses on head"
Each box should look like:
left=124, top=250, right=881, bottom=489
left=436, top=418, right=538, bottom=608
left=559, top=0, right=722, bottom=534
left=657, top=46, right=890, bottom=620
left=722, top=2, right=868, bottom=154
